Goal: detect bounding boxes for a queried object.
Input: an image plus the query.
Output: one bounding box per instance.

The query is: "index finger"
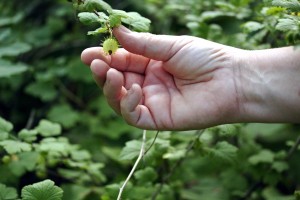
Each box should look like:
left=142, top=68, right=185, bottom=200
left=82, top=47, right=151, bottom=74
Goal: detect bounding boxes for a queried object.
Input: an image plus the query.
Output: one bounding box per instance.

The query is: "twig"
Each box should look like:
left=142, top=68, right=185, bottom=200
left=117, top=129, right=147, bottom=200
left=144, top=131, right=160, bottom=155
left=286, top=135, right=300, bottom=160
left=151, top=130, right=204, bottom=200
left=56, top=79, right=85, bottom=108
left=25, top=109, right=36, bottom=129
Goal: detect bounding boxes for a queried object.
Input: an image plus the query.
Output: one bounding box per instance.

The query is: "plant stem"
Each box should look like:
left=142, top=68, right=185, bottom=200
left=117, top=129, right=147, bottom=200
left=151, top=130, right=204, bottom=200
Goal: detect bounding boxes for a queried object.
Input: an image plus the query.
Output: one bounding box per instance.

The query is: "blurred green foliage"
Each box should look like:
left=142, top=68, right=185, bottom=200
left=0, top=0, right=299, bottom=199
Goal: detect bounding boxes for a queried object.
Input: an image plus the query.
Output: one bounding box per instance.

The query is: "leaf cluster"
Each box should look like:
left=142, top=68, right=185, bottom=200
left=75, top=0, right=151, bottom=38
left=1, top=0, right=300, bottom=200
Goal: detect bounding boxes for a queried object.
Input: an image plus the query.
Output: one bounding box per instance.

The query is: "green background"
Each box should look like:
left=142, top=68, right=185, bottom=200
left=0, top=0, right=300, bottom=199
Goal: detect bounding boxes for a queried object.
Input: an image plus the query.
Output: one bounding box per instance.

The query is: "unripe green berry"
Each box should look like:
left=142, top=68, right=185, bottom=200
left=102, top=37, right=119, bottom=55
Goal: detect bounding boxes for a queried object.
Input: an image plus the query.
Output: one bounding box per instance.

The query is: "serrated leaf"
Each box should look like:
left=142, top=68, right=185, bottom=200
left=248, top=150, right=275, bottom=165
left=87, top=27, right=108, bottom=35
left=78, top=12, right=108, bottom=25
left=21, top=179, right=63, bottom=200
left=206, top=141, right=238, bottom=163
left=0, top=132, right=8, bottom=141
left=109, top=9, right=129, bottom=18
left=0, top=42, right=31, bottom=57
left=271, top=161, right=289, bottom=172
left=0, top=116, right=13, bottom=133
left=276, top=18, right=299, bottom=32
left=38, top=137, right=73, bottom=157
left=121, top=12, right=151, bottom=32
left=77, top=0, right=112, bottom=12
left=272, top=0, right=300, bottom=12
left=0, top=183, right=18, bottom=200
left=0, top=59, right=28, bottom=78
left=18, top=129, right=38, bottom=142
left=8, top=152, right=39, bottom=176
left=25, top=81, right=57, bottom=102
left=0, top=140, right=31, bottom=154
left=35, top=119, right=62, bottom=137
left=71, top=150, right=91, bottom=161
left=109, top=14, right=122, bottom=28
left=266, top=6, right=287, bottom=15
left=119, top=140, right=142, bottom=160
left=47, top=104, right=80, bottom=129
left=87, top=163, right=106, bottom=183
left=243, top=21, right=264, bottom=33
left=134, top=167, right=157, bottom=184
left=163, top=149, right=186, bottom=160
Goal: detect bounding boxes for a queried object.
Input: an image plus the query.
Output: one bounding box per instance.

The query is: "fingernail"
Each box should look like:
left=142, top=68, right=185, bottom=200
left=128, top=86, right=134, bottom=96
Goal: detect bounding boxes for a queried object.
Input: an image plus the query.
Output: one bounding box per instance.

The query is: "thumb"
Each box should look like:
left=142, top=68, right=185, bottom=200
left=113, top=26, right=180, bottom=61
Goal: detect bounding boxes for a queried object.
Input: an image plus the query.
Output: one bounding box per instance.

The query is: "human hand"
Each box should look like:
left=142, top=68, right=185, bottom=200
left=81, top=26, right=246, bottom=130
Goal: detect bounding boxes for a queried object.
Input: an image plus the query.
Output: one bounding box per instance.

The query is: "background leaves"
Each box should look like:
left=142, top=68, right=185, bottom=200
left=0, top=0, right=299, bottom=200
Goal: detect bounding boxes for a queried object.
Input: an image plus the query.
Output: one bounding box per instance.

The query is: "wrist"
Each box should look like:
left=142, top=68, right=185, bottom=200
left=236, top=47, right=300, bottom=123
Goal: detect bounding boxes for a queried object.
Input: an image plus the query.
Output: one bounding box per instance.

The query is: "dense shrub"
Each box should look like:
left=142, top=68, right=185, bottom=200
left=0, top=0, right=299, bottom=199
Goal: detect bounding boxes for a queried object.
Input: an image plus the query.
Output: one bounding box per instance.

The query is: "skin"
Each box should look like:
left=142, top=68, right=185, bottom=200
left=81, top=26, right=300, bottom=130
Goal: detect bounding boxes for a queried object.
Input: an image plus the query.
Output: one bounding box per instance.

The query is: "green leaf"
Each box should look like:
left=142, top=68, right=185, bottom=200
left=0, top=183, right=18, bottom=200
left=21, top=179, right=63, bottom=200
left=163, top=149, right=186, bottom=160
left=86, top=163, right=106, bottom=183
left=87, top=27, right=108, bottom=35
left=119, top=140, right=142, bottom=160
left=276, top=18, right=299, bottom=32
left=109, top=14, right=122, bottom=28
left=271, top=161, right=289, bottom=172
left=77, top=0, right=112, bottom=12
left=272, top=0, right=300, bottom=12
left=47, top=104, right=80, bottom=129
left=8, top=152, right=39, bottom=176
left=0, top=116, right=13, bottom=139
left=37, top=137, right=73, bottom=157
left=0, top=59, right=28, bottom=78
left=206, top=141, right=238, bottom=163
left=248, top=150, right=275, bottom=165
left=61, top=184, right=91, bottom=200
left=25, top=81, right=57, bottom=102
left=243, top=21, right=264, bottom=33
left=18, top=129, right=38, bottom=142
left=35, top=120, right=62, bottom=137
left=295, top=190, right=300, bottom=200
left=71, top=150, right=91, bottom=161
left=0, top=132, right=8, bottom=141
left=134, top=167, right=157, bottom=184
left=121, top=12, right=151, bottom=32
left=0, top=140, right=31, bottom=154
left=78, top=12, right=107, bottom=25
left=0, top=42, right=31, bottom=57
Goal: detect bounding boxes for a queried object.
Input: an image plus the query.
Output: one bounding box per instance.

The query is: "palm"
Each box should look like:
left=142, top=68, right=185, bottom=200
left=120, top=39, right=239, bottom=130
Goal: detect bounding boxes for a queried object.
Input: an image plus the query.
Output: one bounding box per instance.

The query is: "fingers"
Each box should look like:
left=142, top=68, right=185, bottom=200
left=120, top=84, right=157, bottom=129
left=113, top=26, right=182, bottom=61
left=90, top=59, right=110, bottom=87
left=81, top=47, right=109, bottom=65
left=82, top=47, right=150, bottom=74
left=103, top=68, right=127, bottom=114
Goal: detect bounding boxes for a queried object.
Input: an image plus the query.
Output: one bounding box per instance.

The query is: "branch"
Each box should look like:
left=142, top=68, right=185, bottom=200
left=151, top=130, right=204, bottom=200
left=25, top=109, right=36, bottom=129
left=286, top=135, right=300, bottom=160
left=117, top=129, right=147, bottom=200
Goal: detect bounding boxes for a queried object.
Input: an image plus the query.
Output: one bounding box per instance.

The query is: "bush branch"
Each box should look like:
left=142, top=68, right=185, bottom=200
left=117, top=129, right=147, bottom=200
